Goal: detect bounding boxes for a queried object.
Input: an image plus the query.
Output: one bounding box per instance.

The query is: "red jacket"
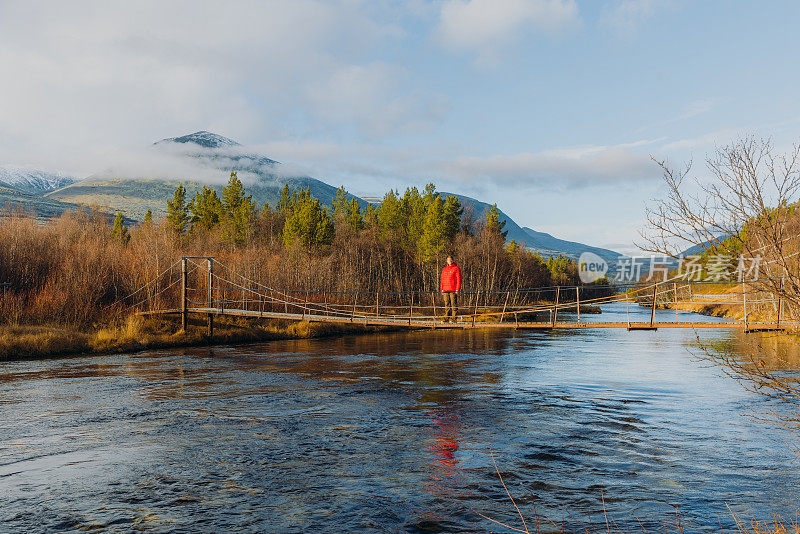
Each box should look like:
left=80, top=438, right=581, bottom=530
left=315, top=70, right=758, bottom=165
left=441, top=263, right=462, bottom=292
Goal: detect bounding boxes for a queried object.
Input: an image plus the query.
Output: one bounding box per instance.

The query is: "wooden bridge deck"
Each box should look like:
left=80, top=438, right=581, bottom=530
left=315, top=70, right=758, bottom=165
left=138, top=307, right=790, bottom=332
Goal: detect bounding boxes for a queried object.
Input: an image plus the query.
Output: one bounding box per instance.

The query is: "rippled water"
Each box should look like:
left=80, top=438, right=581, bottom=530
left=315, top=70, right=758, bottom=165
left=2, top=304, right=800, bottom=532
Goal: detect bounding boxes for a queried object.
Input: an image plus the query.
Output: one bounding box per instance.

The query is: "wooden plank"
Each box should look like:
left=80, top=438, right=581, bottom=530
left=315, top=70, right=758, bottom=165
left=138, top=307, right=795, bottom=331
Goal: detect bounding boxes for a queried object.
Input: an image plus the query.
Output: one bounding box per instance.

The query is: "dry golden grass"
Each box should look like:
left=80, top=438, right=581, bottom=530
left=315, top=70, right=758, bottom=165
left=0, top=206, right=597, bottom=334
left=466, top=449, right=800, bottom=534
left=0, top=313, right=397, bottom=361
left=0, top=325, right=89, bottom=360
left=740, top=516, right=800, bottom=534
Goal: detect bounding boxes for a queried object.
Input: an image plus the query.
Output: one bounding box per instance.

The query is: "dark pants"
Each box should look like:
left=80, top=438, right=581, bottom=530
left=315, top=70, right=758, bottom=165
left=442, top=292, right=458, bottom=321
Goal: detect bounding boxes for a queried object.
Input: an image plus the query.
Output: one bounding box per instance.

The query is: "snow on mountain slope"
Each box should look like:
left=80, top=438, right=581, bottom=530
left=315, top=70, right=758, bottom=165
left=0, top=166, right=75, bottom=195
left=48, top=131, right=358, bottom=220
left=155, top=130, right=241, bottom=149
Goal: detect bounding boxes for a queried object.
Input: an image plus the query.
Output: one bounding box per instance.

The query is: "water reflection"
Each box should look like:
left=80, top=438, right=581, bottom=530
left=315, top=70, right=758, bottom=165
left=1, top=310, right=800, bottom=532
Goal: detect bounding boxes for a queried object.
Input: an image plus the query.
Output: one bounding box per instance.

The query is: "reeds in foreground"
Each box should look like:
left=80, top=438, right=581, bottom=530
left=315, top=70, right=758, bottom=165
left=458, top=448, right=800, bottom=534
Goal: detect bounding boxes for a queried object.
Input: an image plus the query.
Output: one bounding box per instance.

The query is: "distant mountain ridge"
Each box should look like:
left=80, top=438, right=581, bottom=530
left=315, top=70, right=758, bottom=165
left=155, top=131, right=241, bottom=149
left=442, top=192, right=622, bottom=264
left=1, top=130, right=623, bottom=263
left=47, top=131, right=357, bottom=220
left=0, top=166, right=75, bottom=195
left=521, top=226, right=622, bottom=264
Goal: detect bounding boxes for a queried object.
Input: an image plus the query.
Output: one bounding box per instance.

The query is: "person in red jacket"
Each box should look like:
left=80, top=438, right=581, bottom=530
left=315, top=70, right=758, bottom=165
left=440, top=255, right=462, bottom=322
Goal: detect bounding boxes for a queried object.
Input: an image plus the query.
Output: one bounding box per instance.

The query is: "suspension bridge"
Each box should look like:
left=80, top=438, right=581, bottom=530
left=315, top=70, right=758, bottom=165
left=121, top=257, right=795, bottom=336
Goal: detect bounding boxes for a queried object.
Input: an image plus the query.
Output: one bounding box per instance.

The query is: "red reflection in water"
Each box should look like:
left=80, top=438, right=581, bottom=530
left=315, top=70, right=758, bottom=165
left=430, top=411, right=461, bottom=473
left=423, top=408, right=472, bottom=508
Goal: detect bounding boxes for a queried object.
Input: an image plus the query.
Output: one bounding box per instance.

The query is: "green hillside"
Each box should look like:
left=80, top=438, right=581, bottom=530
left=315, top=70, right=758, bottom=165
left=44, top=131, right=365, bottom=221
left=46, top=175, right=359, bottom=222
left=0, top=183, right=93, bottom=221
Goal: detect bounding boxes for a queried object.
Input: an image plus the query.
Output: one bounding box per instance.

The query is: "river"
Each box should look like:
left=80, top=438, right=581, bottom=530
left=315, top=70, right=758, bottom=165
left=1, top=304, right=799, bottom=532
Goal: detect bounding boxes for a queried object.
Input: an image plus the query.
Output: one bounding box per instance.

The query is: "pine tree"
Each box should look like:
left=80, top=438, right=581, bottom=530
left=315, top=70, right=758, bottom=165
left=143, top=209, right=153, bottom=225
left=221, top=171, right=254, bottom=247
left=277, top=184, right=293, bottom=214
left=423, top=182, right=437, bottom=202
left=364, top=203, right=379, bottom=227
left=166, top=184, right=189, bottom=234
left=189, top=186, right=223, bottom=230
left=111, top=211, right=130, bottom=244
left=377, top=189, right=404, bottom=235
left=346, top=198, right=365, bottom=230
left=330, top=186, right=364, bottom=231
left=331, top=186, right=349, bottom=220
left=486, top=204, right=508, bottom=241
left=283, top=193, right=335, bottom=250
left=418, top=193, right=446, bottom=261
left=402, top=186, right=427, bottom=248
left=226, top=197, right=255, bottom=247
left=442, top=195, right=463, bottom=242
left=222, top=171, right=249, bottom=215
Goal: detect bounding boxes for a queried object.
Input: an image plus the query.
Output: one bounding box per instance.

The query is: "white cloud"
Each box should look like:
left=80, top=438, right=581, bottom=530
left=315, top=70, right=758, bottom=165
left=438, top=0, right=580, bottom=63
left=439, top=144, right=661, bottom=187
left=600, top=0, right=673, bottom=36
left=632, top=98, right=718, bottom=136
left=658, top=128, right=739, bottom=152
left=256, top=137, right=662, bottom=193
left=0, top=0, right=436, bottom=172
left=305, top=62, right=448, bottom=137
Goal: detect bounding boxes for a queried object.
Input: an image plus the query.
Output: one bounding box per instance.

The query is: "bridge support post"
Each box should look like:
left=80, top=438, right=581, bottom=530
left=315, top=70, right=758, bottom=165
left=552, top=286, right=560, bottom=327
left=181, top=257, right=188, bottom=332
left=626, top=298, right=630, bottom=329
left=650, top=283, right=657, bottom=328
left=501, top=291, right=509, bottom=322
left=673, top=282, right=678, bottom=323
left=742, top=281, right=748, bottom=331
left=576, top=286, right=580, bottom=323
left=431, top=292, right=436, bottom=329
left=207, top=258, right=213, bottom=339
left=778, top=270, right=785, bottom=329
left=472, top=290, right=479, bottom=327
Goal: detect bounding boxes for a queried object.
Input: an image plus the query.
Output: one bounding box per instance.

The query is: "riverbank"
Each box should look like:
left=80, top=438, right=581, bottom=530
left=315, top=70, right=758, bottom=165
left=0, top=303, right=603, bottom=362
left=0, top=315, right=404, bottom=362
left=471, top=302, right=602, bottom=322
left=663, top=283, right=783, bottom=324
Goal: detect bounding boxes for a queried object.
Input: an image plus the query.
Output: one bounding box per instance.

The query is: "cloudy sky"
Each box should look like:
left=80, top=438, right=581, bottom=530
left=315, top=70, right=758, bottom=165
left=2, top=0, right=800, bottom=254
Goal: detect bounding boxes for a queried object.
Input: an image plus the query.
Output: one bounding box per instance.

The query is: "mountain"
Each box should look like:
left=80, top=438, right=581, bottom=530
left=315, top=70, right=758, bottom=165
left=0, top=166, right=82, bottom=220
left=4, top=131, right=622, bottom=263
left=47, top=131, right=362, bottom=221
left=443, top=192, right=622, bottom=264
left=0, top=182, right=119, bottom=222
left=0, top=166, right=75, bottom=195
left=678, top=236, right=731, bottom=257
left=155, top=130, right=241, bottom=149
left=521, top=227, right=622, bottom=265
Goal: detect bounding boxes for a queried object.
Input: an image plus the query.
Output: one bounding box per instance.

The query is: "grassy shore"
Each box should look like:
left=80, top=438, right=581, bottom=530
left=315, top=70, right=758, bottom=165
left=662, top=283, right=783, bottom=324
left=0, top=302, right=606, bottom=362
left=0, top=315, right=404, bottom=362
